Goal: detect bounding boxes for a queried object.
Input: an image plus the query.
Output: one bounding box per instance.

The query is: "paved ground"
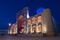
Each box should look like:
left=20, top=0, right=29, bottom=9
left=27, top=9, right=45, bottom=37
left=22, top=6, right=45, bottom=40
left=0, top=34, right=60, bottom=40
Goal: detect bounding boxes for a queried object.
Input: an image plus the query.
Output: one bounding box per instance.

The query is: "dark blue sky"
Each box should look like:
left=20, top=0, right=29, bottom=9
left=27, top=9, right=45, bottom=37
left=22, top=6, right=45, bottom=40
left=0, top=0, right=60, bottom=30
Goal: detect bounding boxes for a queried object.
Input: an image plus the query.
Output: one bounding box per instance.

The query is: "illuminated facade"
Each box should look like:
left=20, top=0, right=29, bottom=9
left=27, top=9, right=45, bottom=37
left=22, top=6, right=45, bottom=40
left=26, top=14, right=42, bottom=34
left=8, top=7, right=54, bottom=36
left=27, top=18, right=31, bottom=33
left=16, top=7, right=54, bottom=36
left=8, top=24, right=17, bottom=34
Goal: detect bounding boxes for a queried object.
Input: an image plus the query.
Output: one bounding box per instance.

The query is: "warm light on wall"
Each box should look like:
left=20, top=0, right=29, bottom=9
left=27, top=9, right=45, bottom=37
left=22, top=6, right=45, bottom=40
left=38, top=16, right=42, bottom=23
left=9, top=30, right=12, bottom=34
left=31, top=26, right=33, bottom=33
left=36, top=25, right=42, bottom=33
left=27, top=19, right=31, bottom=25
left=8, top=24, right=17, bottom=34
left=42, top=24, right=47, bottom=33
left=13, top=24, right=17, bottom=34
left=36, top=26, right=39, bottom=33
left=32, top=17, right=36, bottom=24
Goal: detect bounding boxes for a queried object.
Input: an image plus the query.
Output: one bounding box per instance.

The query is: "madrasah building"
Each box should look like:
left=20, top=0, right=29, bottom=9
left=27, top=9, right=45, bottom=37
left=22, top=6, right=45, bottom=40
left=8, top=7, right=55, bottom=36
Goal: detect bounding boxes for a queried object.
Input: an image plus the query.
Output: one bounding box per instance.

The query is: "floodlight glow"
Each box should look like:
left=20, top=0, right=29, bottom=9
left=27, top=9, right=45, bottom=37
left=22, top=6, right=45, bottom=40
left=8, top=23, right=11, bottom=26
left=42, top=24, right=47, bottom=33
left=27, top=10, right=30, bottom=18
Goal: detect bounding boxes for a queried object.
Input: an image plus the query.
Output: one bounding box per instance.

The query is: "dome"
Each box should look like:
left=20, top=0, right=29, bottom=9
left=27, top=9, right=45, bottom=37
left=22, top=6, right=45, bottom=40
left=36, top=7, right=45, bottom=14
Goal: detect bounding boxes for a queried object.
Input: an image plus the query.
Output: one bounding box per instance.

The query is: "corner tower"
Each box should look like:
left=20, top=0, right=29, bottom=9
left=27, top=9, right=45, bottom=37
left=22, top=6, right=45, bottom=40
left=42, top=9, right=54, bottom=36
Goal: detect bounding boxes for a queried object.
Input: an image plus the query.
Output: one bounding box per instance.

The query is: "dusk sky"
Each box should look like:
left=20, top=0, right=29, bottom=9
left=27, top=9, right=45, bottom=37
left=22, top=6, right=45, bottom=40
left=0, top=0, right=60, bottom=31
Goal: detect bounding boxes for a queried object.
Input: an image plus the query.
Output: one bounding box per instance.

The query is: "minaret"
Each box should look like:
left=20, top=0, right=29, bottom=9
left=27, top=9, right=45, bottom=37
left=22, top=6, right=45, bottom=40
left=42, top=9, right=54, bottom=36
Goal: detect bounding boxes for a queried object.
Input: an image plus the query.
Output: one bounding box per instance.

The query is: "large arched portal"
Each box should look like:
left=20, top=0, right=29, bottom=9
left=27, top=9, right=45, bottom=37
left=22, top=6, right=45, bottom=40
left=17, top=15, right=24, bottom=34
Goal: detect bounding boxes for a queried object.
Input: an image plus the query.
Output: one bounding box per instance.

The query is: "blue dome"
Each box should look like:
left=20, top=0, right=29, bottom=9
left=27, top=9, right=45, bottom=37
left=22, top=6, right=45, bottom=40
left=36, top=7, right=45, bottom=14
